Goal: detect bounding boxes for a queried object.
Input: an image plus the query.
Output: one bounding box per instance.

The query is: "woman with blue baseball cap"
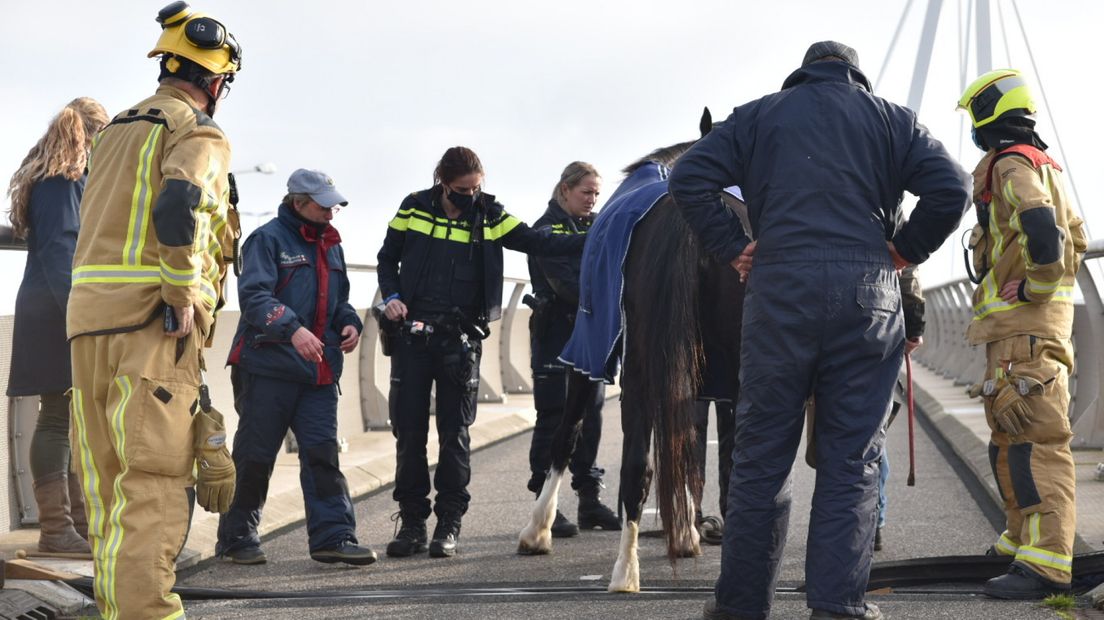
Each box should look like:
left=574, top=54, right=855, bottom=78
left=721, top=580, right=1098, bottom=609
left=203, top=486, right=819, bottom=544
left=217, top=168, right=378, bottom=567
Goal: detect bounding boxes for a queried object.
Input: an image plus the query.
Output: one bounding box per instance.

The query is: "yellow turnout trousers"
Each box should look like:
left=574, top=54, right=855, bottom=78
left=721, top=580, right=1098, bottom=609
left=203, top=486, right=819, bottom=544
left=70, top=320, right=202, bottom=619
left=985, top=334, right=1076, bottom=584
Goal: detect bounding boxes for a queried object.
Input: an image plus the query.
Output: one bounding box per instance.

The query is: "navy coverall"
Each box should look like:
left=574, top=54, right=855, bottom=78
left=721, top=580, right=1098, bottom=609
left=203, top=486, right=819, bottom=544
left=217, top=205, right=363, bottom=555
left=668, top=61, right=969, bottom=618
left=526, top=200, right=606, bottom=495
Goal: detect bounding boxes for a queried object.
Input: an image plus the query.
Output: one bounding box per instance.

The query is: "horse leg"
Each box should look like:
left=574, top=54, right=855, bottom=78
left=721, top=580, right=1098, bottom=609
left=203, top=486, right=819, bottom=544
left=675, top=486, right=702, bottom=558
left=517, top=469, right=563, bottom=555
left=517, top=370, right=595, bottom=555
left=609, top=395, right=653, bottom=593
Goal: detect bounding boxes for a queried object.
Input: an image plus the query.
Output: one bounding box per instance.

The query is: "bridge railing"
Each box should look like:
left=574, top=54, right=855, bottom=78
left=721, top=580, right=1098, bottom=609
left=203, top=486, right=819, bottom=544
left=0, top=240, right=541, bottom=534
left=917, top=238, right=1104, bottom=449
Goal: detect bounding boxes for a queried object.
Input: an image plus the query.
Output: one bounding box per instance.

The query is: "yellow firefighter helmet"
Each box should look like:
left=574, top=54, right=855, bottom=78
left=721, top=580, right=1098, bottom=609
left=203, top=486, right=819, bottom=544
left=148, top=2, right=242, bottom=76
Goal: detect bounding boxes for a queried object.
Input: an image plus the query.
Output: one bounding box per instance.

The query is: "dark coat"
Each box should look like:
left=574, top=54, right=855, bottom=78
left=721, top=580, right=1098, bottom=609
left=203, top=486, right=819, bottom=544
left=669, top=61, right=970, bottom=266
left=7, top=176, right=82, bottom=396
left=227, top=205, right=362, bottom=386
left=527, top=200, right=591, bottom=373
left=377, top=187, right=585, bottom=322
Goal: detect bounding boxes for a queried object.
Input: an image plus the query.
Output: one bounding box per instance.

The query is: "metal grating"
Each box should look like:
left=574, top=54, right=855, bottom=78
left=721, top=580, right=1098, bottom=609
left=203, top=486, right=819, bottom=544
left=0, top=589, right=59, bottom=620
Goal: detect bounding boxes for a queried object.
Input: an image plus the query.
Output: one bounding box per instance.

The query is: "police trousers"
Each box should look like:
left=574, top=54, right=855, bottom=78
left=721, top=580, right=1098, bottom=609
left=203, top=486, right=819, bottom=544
left=70, top=320, right=201, bottom=620
left=714, top=251, right=903, bottom=619
left=527, top=372, right=606, bottom=494
left=985, top=335, right=1076, bottom=584
left=388, top=331, right=481, bottom=519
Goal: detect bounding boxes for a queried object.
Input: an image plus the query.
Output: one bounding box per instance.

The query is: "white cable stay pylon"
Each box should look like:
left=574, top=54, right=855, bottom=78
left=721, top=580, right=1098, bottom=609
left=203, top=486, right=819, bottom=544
left=881, top=0, right=1087, bottom=229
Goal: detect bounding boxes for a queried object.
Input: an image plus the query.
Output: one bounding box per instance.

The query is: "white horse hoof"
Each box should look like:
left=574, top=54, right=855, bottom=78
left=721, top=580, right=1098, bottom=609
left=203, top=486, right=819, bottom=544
left=608, top=560, right=640, bottom=593
left=517, top=524, right=553, bottom=555
left=608, top=521, right=640, bottom=592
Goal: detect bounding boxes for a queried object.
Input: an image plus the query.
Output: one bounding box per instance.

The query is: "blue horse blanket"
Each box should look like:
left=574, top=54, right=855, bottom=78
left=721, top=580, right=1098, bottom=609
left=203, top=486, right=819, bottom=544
left=559, top=162, right=742, bottom=383
left=558, top=163, right=671, bottom=382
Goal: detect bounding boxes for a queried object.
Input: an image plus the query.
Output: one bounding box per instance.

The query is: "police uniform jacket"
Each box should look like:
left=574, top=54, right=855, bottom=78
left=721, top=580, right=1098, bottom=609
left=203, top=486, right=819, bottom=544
left=67, top=85, right=238, bottom=342
left=966, top=148, right=1087, bottom=344
left=377, top=187, right=585, bottom=322
left=8, top=176, right=82, bottom=396
left=528, top=200, right=591, bottom=373
left=668, top=61, right=970, bottom=267
left=227, top=205, right=361, bottom=385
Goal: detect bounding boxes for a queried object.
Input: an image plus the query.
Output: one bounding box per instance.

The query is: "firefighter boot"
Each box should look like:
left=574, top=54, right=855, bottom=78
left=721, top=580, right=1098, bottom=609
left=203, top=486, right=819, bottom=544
left=429, top=514, right=462, bottom=558
left=67, top=473, right=88, bottom=539
left=577, top=487, right=621, bottom=530
left=984, top=562, right=1071, bottom=600
left=33, top=472, right=91, bottom=554
left=386, top=512, right=428, bottom=558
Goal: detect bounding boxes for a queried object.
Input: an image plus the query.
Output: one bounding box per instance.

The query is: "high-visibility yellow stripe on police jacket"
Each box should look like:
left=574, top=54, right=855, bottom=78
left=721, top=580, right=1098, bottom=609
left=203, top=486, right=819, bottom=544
left=68, top=85, right=239, bottom=341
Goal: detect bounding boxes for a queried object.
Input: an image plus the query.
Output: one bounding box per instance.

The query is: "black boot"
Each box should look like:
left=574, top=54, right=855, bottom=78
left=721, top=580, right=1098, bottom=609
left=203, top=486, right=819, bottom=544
left=577, top=487, right=621, bottom=531
left=551, top=509, right=580, bottom=538
left=429, top=514, right=462, bottom=558
left=386, top=512, right=428, bottom=558
left=984, top=562, right=1071, bottom=600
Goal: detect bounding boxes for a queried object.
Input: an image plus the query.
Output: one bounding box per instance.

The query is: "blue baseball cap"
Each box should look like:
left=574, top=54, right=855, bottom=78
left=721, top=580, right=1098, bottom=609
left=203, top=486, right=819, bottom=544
left=287, top=168, right=348, bottom=209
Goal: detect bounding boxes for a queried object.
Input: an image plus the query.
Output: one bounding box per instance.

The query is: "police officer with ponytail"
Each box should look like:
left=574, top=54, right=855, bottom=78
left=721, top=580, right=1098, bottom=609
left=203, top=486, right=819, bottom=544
left=377, top=146, right=585, bottom=559
left=525, top=161, right=619, bottom=536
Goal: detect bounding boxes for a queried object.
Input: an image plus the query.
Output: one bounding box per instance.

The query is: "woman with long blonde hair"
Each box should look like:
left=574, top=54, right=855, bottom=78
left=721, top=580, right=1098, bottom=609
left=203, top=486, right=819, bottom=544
left=6, top=96, right=108, bottom=553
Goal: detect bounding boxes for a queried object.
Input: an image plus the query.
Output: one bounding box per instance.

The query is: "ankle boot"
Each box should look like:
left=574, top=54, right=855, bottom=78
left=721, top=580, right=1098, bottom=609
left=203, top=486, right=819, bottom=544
left=429, top=513, right=462, bottom=558
left=68, top=473, right=89, bottom=539
left=33, top=472, right=90, bottom=554
left=386, top=512, right=428, bottom=557
left=577, top=487, right=621, bottom=530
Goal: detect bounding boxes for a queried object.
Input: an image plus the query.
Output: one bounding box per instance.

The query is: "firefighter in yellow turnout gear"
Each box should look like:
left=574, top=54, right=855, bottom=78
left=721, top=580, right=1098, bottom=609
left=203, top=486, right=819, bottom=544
left=959, top=69, right=1088, bottom=600
left=66, top=3, right=242, bottom=618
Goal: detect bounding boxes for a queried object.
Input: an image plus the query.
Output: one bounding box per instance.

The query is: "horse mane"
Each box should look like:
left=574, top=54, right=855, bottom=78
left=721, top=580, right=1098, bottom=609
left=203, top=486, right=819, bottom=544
left=621, top=140, right=698, bottom=176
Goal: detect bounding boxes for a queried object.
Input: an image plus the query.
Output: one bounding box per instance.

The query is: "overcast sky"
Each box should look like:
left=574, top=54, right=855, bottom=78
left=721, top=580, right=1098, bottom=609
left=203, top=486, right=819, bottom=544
left=1, top=0, right=1100, bottom=312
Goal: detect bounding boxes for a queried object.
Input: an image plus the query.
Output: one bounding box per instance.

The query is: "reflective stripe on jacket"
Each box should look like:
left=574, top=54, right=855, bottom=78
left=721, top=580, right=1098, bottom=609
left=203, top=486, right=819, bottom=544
left=376, top=187, right=585, bottom=322
left=966, top=150, right=1087, bottom=344
left=67, top=85, right=237, bottom=341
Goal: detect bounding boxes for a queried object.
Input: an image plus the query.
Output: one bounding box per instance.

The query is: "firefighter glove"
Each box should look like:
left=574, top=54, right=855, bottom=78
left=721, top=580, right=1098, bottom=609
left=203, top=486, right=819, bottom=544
left=193, top=408, right=236, bottom=513
left=991, top=382, right=1035, bottom=436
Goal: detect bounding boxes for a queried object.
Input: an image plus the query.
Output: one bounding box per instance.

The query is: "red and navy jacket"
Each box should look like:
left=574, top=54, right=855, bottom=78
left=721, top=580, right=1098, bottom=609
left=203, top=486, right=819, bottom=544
left=227, top=204, right=362, bottom=385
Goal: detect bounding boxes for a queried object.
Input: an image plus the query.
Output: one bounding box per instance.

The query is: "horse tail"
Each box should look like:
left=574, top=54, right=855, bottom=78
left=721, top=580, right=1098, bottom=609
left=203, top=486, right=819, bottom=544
left=623, top=196, right=704, bottom=563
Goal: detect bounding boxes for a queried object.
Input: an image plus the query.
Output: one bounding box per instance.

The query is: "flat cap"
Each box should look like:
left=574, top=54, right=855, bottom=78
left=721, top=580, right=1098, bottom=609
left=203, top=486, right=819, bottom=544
left=802, top=41, right=859, bottom=68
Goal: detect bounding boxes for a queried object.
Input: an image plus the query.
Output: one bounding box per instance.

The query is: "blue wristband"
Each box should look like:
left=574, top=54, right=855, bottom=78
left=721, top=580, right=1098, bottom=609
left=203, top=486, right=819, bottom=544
left=384, top=293, right=401, bottom=303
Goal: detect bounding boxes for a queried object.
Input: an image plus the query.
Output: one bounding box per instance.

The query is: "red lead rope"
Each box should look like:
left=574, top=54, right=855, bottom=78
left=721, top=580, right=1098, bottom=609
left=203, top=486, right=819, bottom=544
left=906, top=353, right=916, bottom=487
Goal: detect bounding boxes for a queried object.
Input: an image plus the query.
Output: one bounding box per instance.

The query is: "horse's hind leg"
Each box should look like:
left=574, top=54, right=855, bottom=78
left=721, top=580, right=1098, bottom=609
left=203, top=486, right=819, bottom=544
left=517, top=370, right=596, bottom=556
left=609, top=394, right=653, bottom=593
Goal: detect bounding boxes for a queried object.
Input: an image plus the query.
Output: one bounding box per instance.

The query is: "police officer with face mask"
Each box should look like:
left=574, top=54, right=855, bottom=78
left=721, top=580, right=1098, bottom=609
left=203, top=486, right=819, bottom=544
left=377, top=146, right=585, bottom=559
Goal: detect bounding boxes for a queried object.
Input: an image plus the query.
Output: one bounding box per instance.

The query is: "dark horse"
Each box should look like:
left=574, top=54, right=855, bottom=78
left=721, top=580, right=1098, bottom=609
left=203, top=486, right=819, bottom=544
left=517, top=111, right=749, bottom=592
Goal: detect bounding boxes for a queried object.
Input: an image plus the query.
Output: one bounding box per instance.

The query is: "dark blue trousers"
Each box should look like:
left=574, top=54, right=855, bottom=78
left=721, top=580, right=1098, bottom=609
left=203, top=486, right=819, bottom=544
left=527, top=372, right=606, bottom=494
left=714, top=250, right=903, bottom=619
left=216, top=368, right=357, bottom=555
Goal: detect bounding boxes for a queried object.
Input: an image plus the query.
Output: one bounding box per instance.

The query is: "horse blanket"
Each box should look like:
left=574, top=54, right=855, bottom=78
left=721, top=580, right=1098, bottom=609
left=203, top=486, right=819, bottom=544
left=559, top=162, right=741, bottom=384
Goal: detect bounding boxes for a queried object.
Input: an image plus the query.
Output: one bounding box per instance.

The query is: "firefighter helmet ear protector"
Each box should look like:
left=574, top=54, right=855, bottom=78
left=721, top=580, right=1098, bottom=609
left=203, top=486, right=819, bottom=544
left=149, top=2, right=242, bottom=76
left=957, top=69, right=1036, bottom=128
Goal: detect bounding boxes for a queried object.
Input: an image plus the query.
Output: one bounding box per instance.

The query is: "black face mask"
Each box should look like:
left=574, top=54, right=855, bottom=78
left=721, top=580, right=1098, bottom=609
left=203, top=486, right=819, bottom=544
left=448, top=190, right=476, bottom=212
left=971, top=127, right=989, bottom=151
